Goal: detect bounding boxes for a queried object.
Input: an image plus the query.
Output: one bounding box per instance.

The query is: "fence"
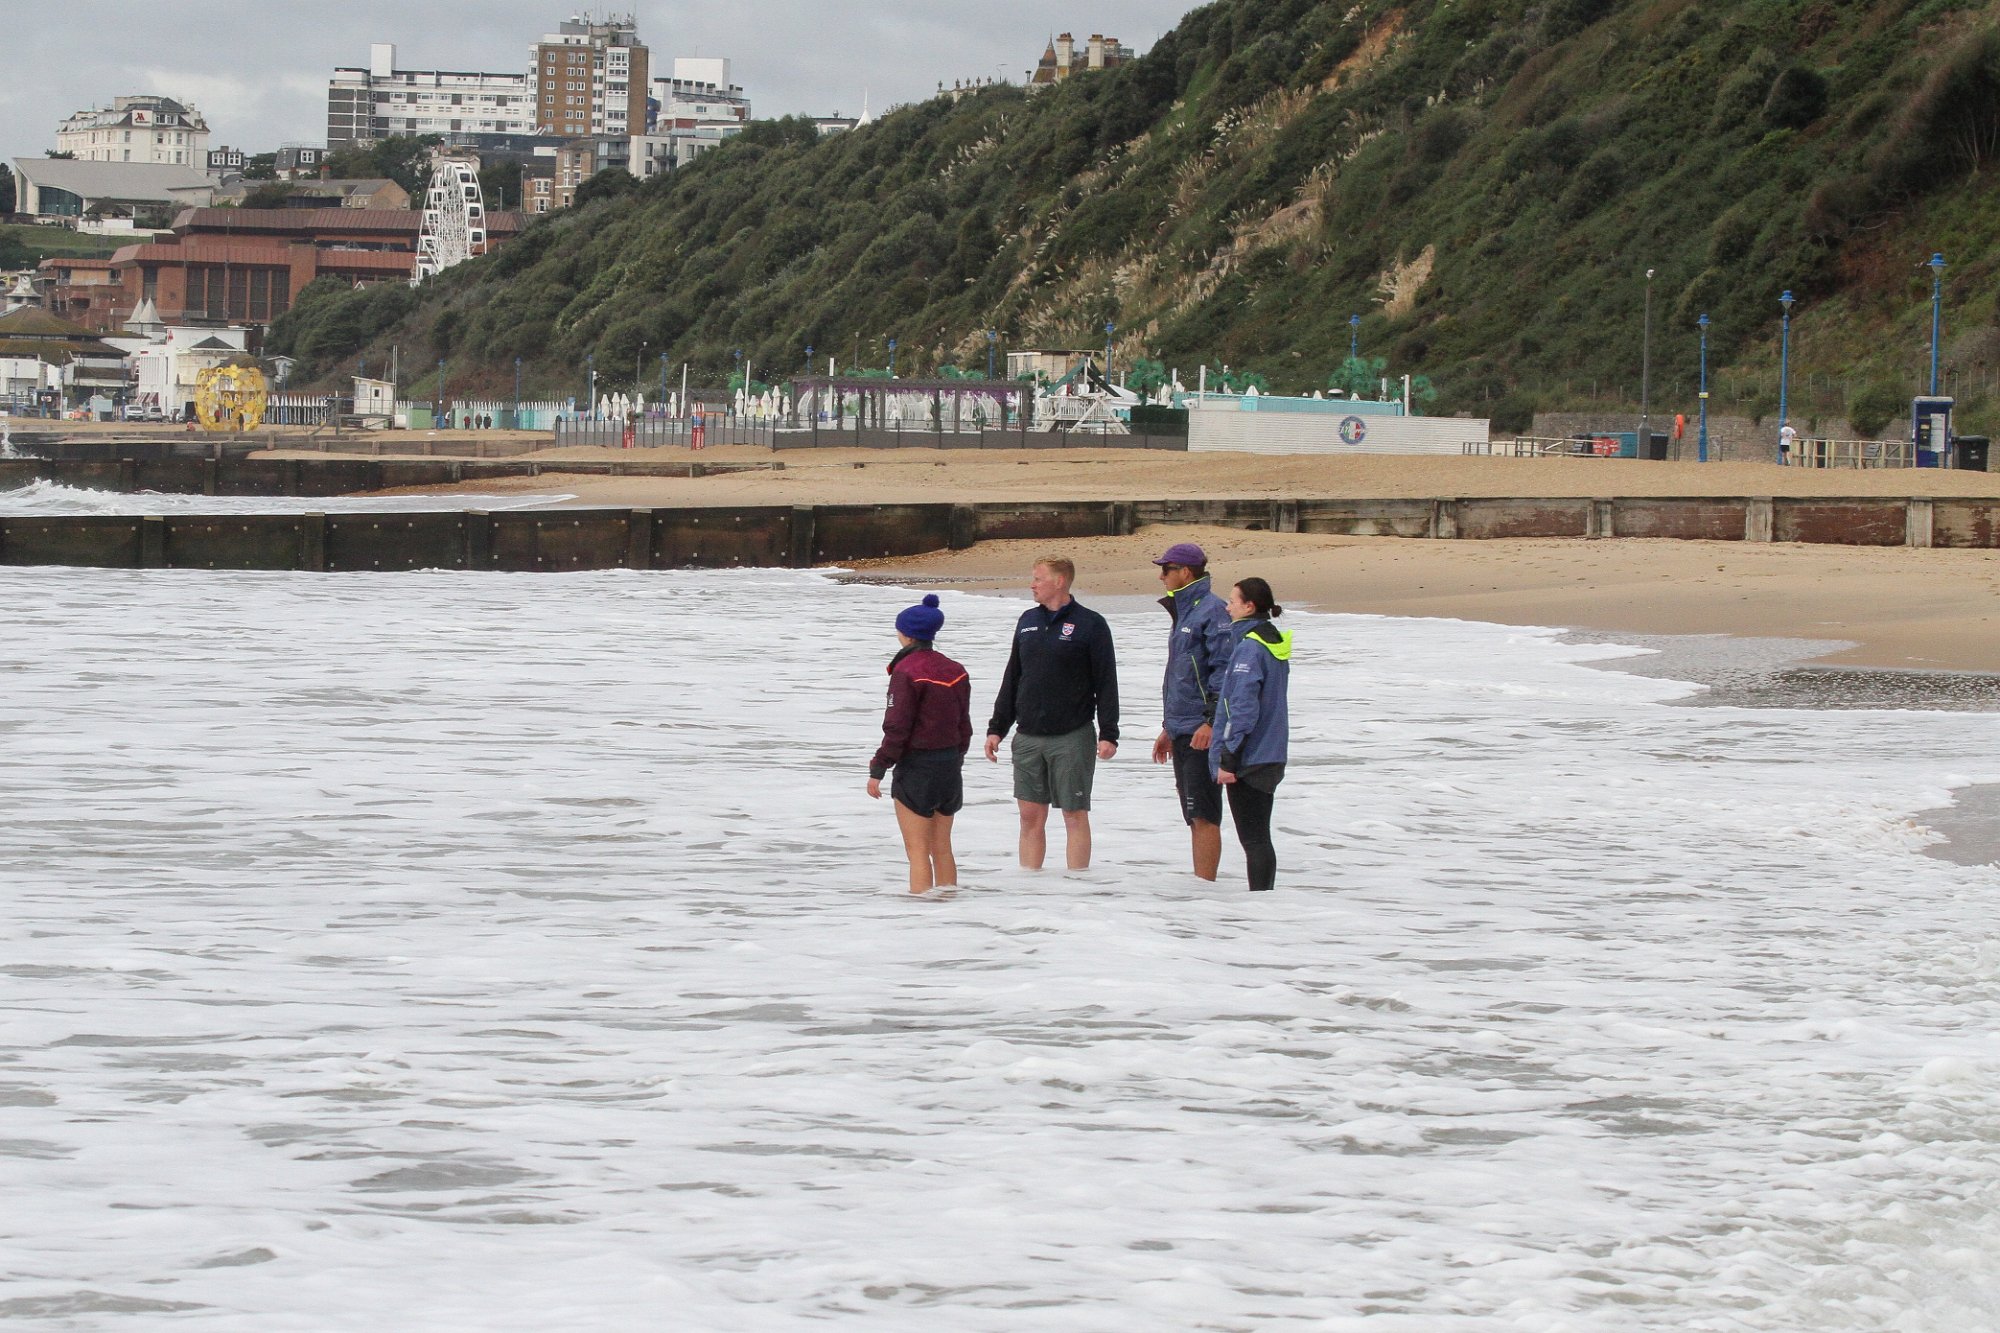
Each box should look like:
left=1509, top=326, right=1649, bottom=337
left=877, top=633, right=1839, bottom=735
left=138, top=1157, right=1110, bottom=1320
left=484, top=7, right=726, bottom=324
left=1792, top=438, right=1915, bottom=469
left=552, top=414, right=777, bottom=449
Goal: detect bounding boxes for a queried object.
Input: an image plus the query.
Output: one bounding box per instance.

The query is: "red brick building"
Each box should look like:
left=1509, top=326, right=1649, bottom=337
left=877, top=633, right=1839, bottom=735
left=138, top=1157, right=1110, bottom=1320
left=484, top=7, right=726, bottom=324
left=36, top=258, right=125, bottom=333
left=106, top=206, right=525, bottom=328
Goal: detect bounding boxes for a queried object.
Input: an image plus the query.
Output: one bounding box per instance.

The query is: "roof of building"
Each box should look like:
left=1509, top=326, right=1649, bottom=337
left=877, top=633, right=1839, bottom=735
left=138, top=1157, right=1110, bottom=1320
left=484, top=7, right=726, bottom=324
left=13, top=158, right=214, bottom=202
left=167, top=208, right=526, bottom=238
left=37, top=257, right=118, bottom=272
left=214, top=178, right=405, bottom=201
left=175, top=207, right=423, bottom=234
left=0, top=306, right=102, bottom=340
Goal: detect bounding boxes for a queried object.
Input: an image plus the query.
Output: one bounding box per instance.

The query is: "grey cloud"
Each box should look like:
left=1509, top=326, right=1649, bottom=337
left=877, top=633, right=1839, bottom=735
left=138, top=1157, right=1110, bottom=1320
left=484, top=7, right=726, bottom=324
left=7, top=1, right=1189, bottom=159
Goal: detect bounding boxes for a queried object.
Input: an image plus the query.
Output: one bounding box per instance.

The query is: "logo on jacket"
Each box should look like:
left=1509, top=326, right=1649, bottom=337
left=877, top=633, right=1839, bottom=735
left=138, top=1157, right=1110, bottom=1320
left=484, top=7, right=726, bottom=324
left=1060, top=623, right=1075, bottom=639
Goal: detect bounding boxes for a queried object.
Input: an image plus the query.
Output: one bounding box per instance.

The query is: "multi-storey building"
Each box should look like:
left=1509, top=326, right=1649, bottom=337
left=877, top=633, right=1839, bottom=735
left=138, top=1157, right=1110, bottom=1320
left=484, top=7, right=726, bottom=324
left=57, top=96, right=211, bottom=167
left=534, top=15, right=649, bottom=141
left=205, top=146, right=247, bottom=179
left=552, top=136, right=630, bottom=207
left=522, top=162, right=556, bottom=215
left=630, top=57, right=751, bottom=177
left=327, top=44, right=537, bottom=149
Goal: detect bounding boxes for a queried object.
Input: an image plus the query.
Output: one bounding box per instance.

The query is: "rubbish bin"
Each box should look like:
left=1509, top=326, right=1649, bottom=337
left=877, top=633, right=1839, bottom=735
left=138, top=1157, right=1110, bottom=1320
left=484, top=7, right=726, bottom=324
left=1644, top=431, right=1668, bottom=461
left=1954, top=436, right=1990, bottom=471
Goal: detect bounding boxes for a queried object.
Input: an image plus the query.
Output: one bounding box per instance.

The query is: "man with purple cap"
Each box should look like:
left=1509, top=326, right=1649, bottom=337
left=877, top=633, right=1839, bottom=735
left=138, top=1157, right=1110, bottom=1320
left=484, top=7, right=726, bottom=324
left=1149, top=540, right=1235, bottom=881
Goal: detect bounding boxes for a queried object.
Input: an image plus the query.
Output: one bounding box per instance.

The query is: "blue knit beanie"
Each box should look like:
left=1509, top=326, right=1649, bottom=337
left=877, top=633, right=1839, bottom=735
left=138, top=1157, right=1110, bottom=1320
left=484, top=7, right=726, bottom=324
left=896, top=593, right=945, bottom=640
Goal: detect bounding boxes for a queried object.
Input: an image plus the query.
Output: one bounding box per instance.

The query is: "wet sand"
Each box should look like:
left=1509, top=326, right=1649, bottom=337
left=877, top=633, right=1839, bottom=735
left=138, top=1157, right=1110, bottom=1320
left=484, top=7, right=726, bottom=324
left=332, top=446, right=2000, bottom=505
left=847, top=527, right=2000, bottom=675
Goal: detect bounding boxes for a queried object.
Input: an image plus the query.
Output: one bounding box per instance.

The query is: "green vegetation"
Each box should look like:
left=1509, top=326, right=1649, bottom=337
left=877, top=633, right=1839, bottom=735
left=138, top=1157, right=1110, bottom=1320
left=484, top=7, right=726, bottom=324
left=322, top=135, right=441, bottom=196
left=0, top=222, right=126, bottom=268
left=270, top=0, right=2000, bottom=430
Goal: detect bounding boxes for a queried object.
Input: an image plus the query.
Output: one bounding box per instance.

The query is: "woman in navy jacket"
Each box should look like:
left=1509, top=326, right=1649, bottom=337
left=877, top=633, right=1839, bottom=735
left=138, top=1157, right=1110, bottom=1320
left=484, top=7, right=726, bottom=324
left=1211, top=578, right=1292, bottom=892
left=868, top=595, right=974, bottom=895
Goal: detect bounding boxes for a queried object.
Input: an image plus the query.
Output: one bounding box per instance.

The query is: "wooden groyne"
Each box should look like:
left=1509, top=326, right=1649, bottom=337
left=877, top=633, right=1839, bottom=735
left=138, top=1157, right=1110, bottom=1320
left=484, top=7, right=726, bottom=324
left=0, top=455, right=776, bottom=498
left=0, top=494, right=1993, bottom=573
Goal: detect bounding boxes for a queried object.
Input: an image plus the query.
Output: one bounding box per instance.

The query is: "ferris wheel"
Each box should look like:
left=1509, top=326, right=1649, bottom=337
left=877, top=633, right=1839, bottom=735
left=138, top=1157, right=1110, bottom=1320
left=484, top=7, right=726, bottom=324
left=412, top=153, right=488, bottom=286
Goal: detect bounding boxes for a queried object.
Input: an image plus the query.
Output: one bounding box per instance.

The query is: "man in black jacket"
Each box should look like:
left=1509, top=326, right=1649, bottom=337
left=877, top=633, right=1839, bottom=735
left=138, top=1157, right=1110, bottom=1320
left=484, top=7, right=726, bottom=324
left=986, top=556, right=1120, bottom=870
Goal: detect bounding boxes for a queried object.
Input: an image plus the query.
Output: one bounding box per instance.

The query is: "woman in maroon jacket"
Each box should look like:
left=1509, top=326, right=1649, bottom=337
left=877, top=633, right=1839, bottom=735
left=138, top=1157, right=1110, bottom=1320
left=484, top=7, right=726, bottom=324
left=868, top=594, right=974, bottom=894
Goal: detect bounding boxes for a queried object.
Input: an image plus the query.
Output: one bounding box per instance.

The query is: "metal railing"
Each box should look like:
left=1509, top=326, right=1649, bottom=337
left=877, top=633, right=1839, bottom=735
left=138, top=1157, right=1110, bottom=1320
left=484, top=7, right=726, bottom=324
left=1790, top=438, right=1913, bottom=469
left=552, top=414, right=777, bottom=449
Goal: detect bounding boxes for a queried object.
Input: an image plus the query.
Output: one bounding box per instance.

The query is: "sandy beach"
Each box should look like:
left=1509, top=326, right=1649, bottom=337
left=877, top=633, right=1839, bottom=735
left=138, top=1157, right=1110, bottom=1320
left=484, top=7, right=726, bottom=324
left=850, top=528, right=2000, bottom=673
left=347, top=445, right=2000, bottom=504
left=344, top=447, right=2000, bottom=674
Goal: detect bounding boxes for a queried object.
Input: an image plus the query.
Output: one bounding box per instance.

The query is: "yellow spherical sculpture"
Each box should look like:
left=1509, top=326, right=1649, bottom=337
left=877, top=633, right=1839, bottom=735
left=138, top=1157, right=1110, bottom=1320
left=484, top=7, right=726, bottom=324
left=194, top=365, right=269, bottom=432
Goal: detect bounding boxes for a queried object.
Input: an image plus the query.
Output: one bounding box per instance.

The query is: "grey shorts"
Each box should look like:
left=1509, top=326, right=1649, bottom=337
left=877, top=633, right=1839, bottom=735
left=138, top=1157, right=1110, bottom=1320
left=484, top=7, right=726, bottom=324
left=1012, top=723, right=1098, bottom=811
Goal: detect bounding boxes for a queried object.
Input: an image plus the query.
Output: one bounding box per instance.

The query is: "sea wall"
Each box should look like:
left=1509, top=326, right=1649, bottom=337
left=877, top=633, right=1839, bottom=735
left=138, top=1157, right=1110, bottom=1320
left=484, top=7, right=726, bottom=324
left=1, top=495, right=1995, bottom=573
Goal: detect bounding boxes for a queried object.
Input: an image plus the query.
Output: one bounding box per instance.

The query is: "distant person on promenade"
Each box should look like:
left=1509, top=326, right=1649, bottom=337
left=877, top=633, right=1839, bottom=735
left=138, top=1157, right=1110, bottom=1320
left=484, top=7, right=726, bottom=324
left=1778, top=421, right=1797, bottom=465
left=868, top=594, right=972, bottom=895
left=985, top=557, right=1119, bottom=871
left=1212, top=578, right=1292, bottom=893
left=1148, top=541, right=1235, bottom=881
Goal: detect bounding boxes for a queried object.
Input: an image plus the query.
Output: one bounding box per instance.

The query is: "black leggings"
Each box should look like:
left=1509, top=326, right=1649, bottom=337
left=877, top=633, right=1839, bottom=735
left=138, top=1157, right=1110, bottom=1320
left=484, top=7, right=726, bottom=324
left=1226, top=782, right=1277, bottom=892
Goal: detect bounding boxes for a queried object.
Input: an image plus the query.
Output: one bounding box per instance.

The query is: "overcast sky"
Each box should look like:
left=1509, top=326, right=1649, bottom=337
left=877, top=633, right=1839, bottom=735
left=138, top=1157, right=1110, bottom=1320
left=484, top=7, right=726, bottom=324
left=4, top=1, right=1194, bottom=162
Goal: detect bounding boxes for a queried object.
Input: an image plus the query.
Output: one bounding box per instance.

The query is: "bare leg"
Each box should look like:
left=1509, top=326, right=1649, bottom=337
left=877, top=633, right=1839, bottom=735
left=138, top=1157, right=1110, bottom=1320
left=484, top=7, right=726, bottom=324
left=929, top=813, right=957, bottom=887
left=1017, top=800, right=1050, bottom=869
left=894, top=801, right=935, bottom=894
left=1062, top=808, right=1092, bottom=870
left=1192, top=818, right=1222, bottom=881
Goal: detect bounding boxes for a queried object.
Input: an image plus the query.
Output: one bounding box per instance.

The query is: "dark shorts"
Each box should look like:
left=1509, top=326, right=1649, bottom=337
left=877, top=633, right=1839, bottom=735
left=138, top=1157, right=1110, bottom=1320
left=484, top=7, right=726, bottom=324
left=891, top=747, right=963, bottom=818
left=1171, top=732, right=1224, bottom=827
left=1012, top=723, right=1097, bottom=811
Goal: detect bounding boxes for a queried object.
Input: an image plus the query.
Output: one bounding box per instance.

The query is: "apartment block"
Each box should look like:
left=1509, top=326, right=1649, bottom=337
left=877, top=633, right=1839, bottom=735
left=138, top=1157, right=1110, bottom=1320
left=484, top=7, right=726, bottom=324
left=535, top=15, right=649, bottom=140
left=328, top=43, right=537, bottom=149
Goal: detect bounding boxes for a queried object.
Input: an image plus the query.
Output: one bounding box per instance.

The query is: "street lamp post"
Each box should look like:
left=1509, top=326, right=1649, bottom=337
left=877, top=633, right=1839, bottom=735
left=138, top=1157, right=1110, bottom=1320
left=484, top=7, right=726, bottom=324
left=513, top=356, right=522, bottom=414
left=1697, top=314, right=1710, bottom=464
left=1638, top=268, right=1655, bottom=459
left=586, top=352, right=596, bottom=419
left=986, top=329, right=997, bottom=381
left=1778, top=290, right=1794, bottom=463
left=887, top=338, right=897, bottom=378
left=435, top=357, right=446, bottom=427
left=658, top=353, right=669, bottom=409
left=1349, top=314, right=1360, bottom=362
left=637, top=341, right=647, bottom=393
left=1929, top=252, right=1947, bottom=397
left=1104, top=321, right=1115, bottom=379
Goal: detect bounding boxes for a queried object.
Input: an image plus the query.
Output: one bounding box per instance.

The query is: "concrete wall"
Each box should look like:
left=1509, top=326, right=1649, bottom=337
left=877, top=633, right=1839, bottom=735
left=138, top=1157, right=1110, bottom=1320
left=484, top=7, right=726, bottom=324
left=1191, top=411, right=1490, bottom=456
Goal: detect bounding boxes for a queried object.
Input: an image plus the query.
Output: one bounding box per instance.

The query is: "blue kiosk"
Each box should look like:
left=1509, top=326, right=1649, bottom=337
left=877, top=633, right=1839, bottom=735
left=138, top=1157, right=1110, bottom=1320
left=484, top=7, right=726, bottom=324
left=1912, top=395, right=1954, bottom=468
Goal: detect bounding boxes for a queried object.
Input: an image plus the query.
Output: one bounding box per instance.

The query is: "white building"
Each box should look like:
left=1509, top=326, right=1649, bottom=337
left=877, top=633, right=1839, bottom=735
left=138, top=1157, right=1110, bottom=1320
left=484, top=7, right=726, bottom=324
left=632, top=58, right=750, bottom=178
left=11, top=157, right=214, bottom=222
left=328, top=43, right=538, bottom=149
left=56, top=96, right=210, bottom=167
left=107, top=305, right=252, bottom=418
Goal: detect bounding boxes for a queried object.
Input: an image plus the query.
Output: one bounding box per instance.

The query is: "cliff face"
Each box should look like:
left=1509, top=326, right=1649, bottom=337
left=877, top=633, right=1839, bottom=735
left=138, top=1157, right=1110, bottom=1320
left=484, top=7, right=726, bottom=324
left=272, top=0, right=2000, bottom=428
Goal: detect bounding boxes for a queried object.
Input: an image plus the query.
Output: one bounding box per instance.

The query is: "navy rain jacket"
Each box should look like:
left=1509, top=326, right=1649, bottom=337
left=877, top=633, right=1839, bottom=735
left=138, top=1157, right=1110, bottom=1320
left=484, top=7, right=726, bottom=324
left=1211, top=618, right=1293, bottom=779
left=1158, top=574, right=1235, bottom=736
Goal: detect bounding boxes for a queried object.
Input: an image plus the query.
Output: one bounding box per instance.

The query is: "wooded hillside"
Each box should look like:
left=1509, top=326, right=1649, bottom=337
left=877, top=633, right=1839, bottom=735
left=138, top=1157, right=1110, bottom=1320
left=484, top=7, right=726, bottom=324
left=270, top=0, right=2000, bottom=432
